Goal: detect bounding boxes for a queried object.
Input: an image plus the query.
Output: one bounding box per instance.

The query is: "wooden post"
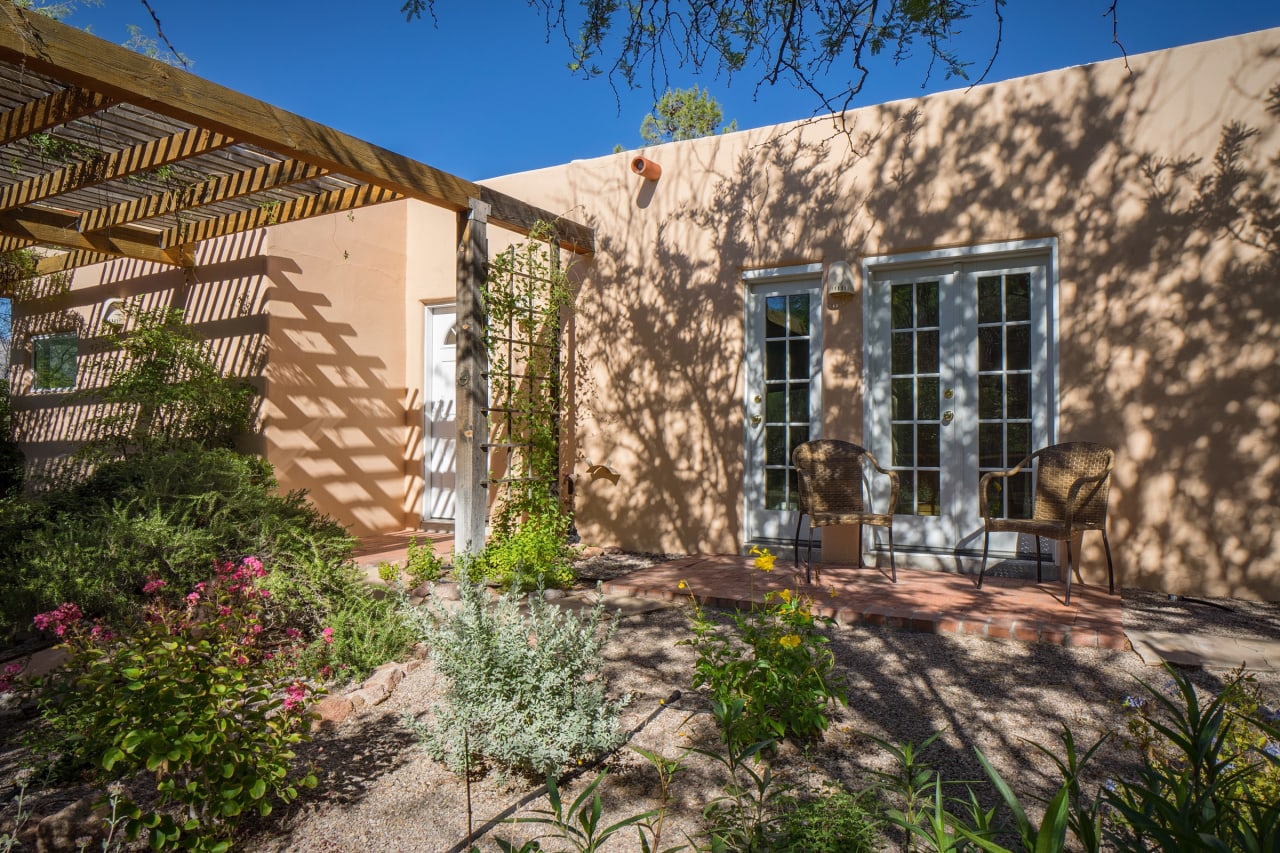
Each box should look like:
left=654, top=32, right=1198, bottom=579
left=455, top=198, right=490, bottom=557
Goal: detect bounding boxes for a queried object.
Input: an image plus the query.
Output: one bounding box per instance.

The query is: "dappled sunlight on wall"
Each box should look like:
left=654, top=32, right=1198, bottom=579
left=485, top=30, right=1280, bottom=598
left=10, top=230, right=270, bottom=485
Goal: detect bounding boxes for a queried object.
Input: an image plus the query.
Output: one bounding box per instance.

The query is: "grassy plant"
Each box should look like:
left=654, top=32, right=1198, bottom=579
left=405, top=579, right=626, bottom=778
left=692, top=699, right=791, bottom=851
left=493, top=771, right=661, bottom=853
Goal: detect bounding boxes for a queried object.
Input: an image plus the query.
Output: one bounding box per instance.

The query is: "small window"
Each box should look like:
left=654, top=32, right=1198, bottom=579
left=32, top=332, right=78, bottom=390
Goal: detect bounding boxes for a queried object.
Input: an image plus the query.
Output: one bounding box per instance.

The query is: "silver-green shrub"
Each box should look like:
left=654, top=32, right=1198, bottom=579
left=405, top=580, right=627, bottom=778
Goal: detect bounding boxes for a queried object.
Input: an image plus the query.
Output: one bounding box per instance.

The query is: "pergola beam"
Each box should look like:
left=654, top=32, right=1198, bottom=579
left=0, top=206, right=179, bottom=266
left=0, top=7, right=593, bottom=254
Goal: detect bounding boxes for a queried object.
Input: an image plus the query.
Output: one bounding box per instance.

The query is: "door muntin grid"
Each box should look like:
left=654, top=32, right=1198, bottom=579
left=763, top=293, right=813, bottom=511
left=865, top=252, right=1053, bottom=560
left=889, top=280, right=942, bottom=517
left=977, top=273, right=1034, bottom=520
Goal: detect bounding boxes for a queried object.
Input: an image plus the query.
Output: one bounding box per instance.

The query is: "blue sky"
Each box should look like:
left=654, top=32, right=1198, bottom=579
left=50, top=1, right=1280, bottom=181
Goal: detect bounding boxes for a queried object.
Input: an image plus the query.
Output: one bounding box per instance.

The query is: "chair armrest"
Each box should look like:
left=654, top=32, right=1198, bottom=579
left=861, top=450, right=900, bottom=516
left=1063, top=468, right=1113, bottom=529
left=978, top=450, right=1039, bottom=520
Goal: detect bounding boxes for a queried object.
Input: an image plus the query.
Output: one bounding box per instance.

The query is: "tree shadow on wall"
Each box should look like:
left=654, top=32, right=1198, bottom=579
left=564, top=44, right=1280, bottom=598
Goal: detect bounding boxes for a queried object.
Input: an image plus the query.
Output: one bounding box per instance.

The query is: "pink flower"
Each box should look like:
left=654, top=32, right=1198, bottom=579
left=284, top=628, right=300, bottom=640
left=219, top=606, right=232, bottom=617
left=88, top=623, right=114, bottom=644
left=259, top=589, right=271, bottom=599
left=282, top=681, right=307, bottom=711
left=321, top=627, right=334, bottom=645
left=142, top=577, right=166, bottom=595
left=242, top=556, right=265, bottom=578
left=235, top=654, right=248, bottom=666
left=33, top=603, right=83, bottom=637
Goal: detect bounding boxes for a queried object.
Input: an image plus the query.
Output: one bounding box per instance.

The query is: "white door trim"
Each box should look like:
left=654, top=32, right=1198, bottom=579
left=422, top=303, right=458, bottom=524
left=861, top=239, right=1060, bottom=572
left=742, top=266, right=824, bottom=546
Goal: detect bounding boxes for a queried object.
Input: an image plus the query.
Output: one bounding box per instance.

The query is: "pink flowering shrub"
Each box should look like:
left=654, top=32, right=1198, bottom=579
left=27, top=557, right=324, bottom=851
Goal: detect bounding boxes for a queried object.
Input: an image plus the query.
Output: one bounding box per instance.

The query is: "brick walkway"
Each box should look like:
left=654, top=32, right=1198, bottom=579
left=599, top=555, right=1128, bottom=650
left=353, top=533, right=1127, bottom=650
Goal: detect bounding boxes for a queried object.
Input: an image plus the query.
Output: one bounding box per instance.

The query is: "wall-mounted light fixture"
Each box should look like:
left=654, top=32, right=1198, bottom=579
left=825, top=261, right=857, bottom=302
left=631, top=156, right=662, bottom=181
left=102, top=298, right=127, bottom=329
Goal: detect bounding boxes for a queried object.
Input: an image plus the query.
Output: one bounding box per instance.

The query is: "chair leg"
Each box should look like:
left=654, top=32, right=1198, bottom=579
left=806, top=526, right=815, bottom=586
left=888, top=526, right=897, bottom=583
left=1064, top=540, right=1074, bottom=606
left=793, top=514, right=803, bottom=574
left=978, top=529, right=990, bottom=589
left=1101, top=528, right=1115, bottom=595
left=1035, top=536, right=1042, bottom=583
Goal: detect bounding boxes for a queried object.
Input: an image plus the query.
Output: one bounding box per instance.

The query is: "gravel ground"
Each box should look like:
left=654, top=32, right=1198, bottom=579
left=4, top=555, right=1279, bottom=852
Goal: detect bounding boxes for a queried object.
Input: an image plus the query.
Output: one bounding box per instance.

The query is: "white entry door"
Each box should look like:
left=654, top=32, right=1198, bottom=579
left=743, top=268, right=823, bottom=544
left=422, top=305, right=457, bottom=523
left=864, top=246, right=1056, bottom=568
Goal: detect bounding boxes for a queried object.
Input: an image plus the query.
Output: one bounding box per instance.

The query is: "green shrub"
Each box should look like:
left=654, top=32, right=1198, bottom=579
left=406, top=579, right=626, bottom=778
left=471, top=510, right=575, bottom=590
left=680, top=548, right=845, bottom=750
left=315, top=593, right=415, bottom=683
left=773, top=784, right=881, bottom=852
left=0, top=376, right=21, bottom=499
left=25, top=559, right=320, bottom=851
left=405, top=536, right=446, bottom=587
left=0, top=448, right=353, bottom=640
left=82, top=305, right=255, bottom=461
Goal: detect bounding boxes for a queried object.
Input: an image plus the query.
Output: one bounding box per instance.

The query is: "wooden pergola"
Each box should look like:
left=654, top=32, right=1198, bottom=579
left=0, top=6, right=593, bottom=552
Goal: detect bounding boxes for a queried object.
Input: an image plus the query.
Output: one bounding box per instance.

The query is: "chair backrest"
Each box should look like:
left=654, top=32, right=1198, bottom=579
left=793, top=439, right=867, bottom=515
left=1033, top=442, right=1114, bottom=530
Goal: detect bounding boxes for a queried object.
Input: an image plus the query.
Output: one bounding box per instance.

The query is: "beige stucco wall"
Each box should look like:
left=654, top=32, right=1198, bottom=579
left=479, top=29, right=1280, bottom=599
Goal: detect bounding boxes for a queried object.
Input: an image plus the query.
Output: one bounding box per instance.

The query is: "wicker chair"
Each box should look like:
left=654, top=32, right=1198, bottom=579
left=978, top=441, right=1115, bottom=605
left=792, top=439, right=899, bottom=585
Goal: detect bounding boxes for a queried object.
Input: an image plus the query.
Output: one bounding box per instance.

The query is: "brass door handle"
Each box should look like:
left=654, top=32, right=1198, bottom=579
left=750, top=415, right=762, bottom=426
left=942, top=410, right=954, bottom=425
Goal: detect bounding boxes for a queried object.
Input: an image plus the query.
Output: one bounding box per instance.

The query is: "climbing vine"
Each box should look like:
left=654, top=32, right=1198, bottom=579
left=480, top=221, right=574, bottom=541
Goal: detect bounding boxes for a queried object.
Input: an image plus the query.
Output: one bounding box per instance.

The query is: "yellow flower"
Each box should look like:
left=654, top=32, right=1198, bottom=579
left=678, top=580, right=688, bottom=589
left=779, top=633, right=802, bottom=649
left=778, top=588, right=792, bottom=604
left=750, top=546, right=776, bottom=572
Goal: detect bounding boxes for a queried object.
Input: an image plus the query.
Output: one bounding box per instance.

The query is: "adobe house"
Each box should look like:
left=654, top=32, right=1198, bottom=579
left=3, top=9, right=1277, bottom=599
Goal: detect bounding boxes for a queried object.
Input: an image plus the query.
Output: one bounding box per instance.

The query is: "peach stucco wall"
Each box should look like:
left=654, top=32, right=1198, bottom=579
left=478, top=29, right=1280, bottom=599
left=10, top=29, right=1277, bottom=600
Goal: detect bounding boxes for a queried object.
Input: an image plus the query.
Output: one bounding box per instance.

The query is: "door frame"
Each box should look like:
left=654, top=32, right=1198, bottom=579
left=861, top=239, right=1060, bottom=571
left=422, top=302, right=458, bottom=525
left=742, top=263, right=824, bottom=546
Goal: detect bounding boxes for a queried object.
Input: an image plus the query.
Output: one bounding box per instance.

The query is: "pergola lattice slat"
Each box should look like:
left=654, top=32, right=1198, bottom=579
left=0, top=85, right=112, bottom=146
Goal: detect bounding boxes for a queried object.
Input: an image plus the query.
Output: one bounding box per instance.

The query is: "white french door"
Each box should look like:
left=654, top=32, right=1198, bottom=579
left=864, top=246, right=1056, bottom=568
left=743, top=268, right=823, bottom=543
left=422, top=305, right=457, bottom=523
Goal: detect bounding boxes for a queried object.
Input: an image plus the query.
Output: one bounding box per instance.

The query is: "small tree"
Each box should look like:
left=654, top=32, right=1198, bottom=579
left=640, top=85, right=737, bottom=144
left=86, top=306, right=255, bottom=459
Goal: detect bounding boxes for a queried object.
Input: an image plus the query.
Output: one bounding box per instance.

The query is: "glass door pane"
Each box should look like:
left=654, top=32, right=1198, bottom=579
left=888, top=280, right=942, bottom=516
left=763, top=294, right=812, bottom=510
left=976, top=273, right=1034, bottom=520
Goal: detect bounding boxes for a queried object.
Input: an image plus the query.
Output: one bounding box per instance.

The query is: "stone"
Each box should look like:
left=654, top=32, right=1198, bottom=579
left=405, top=659, right=424, bottom=673
left=36, top=796, right=108, bottom=853
left=540, top=589, right=567, bottom=601
left=346, top=684, right=389, bottom=710
left=578, top=546, right=604, bottom=559
left=430, top=583, right=460, bottom=601
left=311, top=695, right=355, bottom=730
left=363, top=663, right=404, bottom=694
